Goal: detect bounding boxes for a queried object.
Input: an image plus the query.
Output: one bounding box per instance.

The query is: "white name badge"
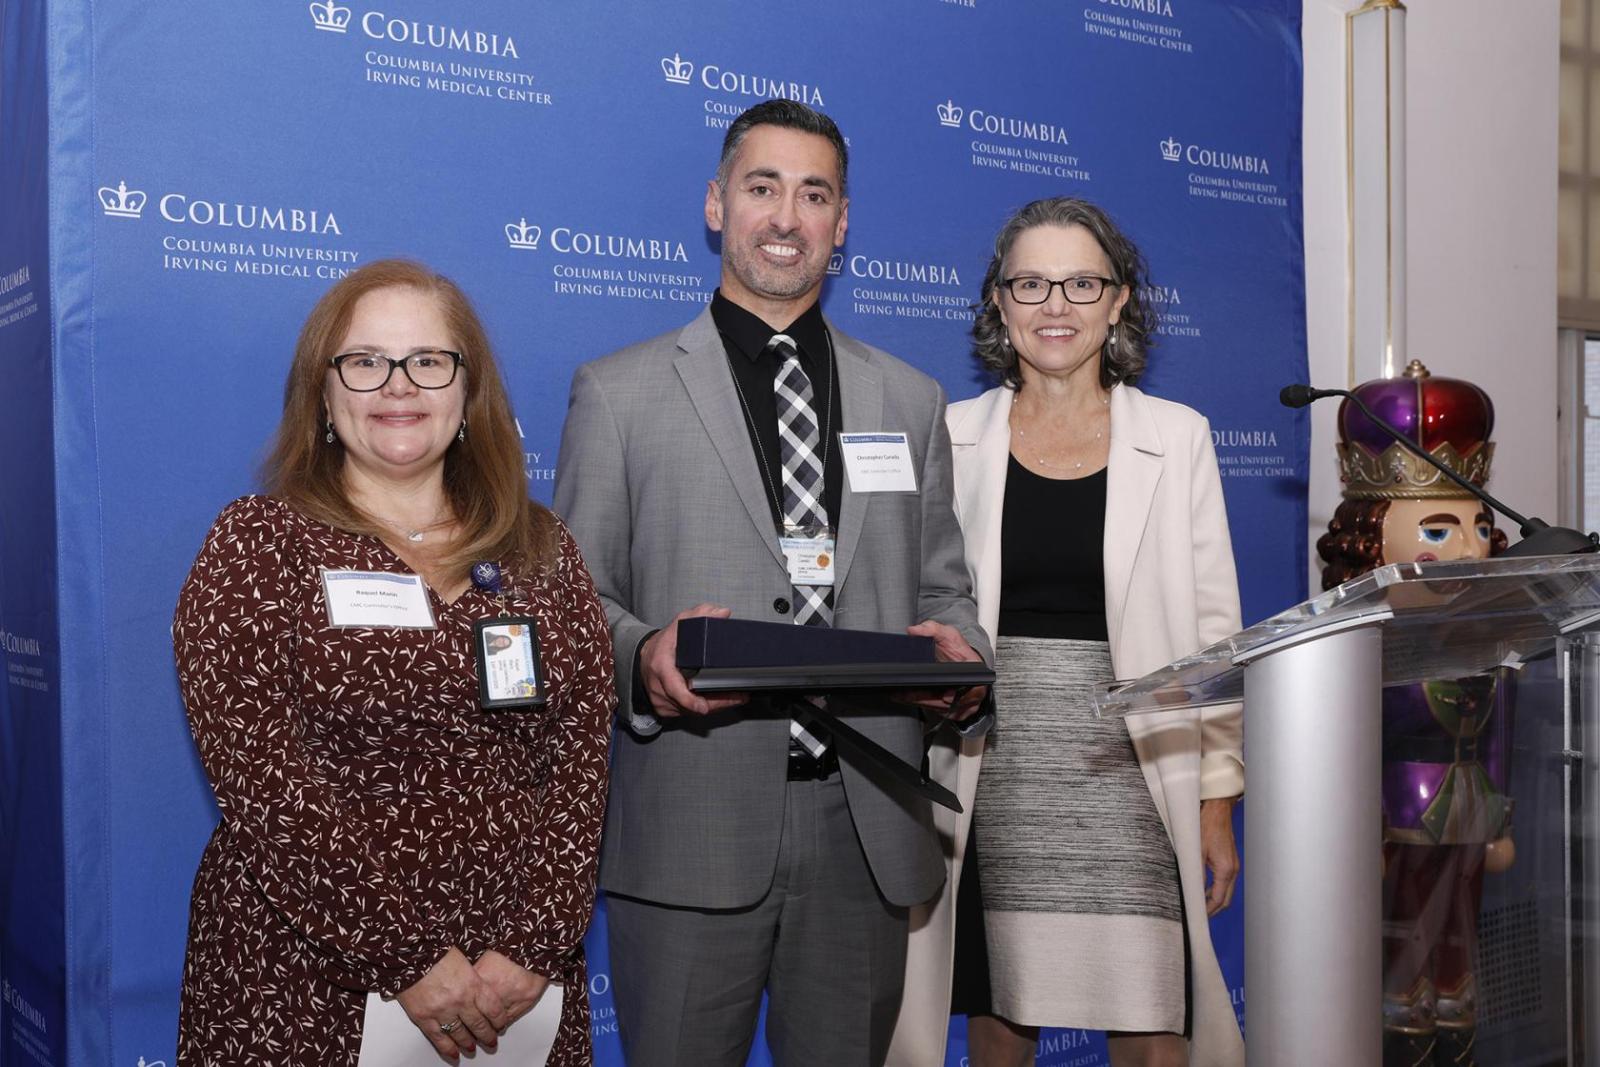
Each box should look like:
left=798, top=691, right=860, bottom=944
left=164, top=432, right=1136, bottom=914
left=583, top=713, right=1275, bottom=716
left=779, top=529, right=836, bottom=586
left=838, top=432, right=918, bottom=493
left=321, top=570, right=437, bottom=629
left=357, top=983, right=565, bottom=1067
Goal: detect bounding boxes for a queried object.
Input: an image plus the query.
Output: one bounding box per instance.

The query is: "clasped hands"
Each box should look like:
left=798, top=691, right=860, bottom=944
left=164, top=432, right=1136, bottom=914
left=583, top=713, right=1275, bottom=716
left=640, top=604, right=988, bottom=721
left=396, top=946, right=550, bottom=1061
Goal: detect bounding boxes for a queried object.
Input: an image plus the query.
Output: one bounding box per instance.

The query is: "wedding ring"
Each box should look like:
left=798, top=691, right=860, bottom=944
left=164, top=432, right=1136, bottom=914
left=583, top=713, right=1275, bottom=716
left=440, top=1019, right=462, bottom=1034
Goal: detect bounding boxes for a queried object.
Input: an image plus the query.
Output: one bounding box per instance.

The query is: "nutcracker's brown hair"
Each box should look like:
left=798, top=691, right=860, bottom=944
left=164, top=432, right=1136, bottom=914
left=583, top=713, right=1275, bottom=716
left=1317, top=499, right=1508, bottom=590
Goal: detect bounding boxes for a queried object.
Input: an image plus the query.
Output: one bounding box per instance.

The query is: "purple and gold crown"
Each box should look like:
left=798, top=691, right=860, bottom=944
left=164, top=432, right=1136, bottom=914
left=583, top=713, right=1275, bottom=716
left=1336, top=360, right=1495, bottom=500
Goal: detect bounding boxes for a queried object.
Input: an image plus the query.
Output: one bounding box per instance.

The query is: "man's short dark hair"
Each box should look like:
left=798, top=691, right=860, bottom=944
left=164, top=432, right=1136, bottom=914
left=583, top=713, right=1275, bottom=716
left=715, top=99, right=848, bottom=196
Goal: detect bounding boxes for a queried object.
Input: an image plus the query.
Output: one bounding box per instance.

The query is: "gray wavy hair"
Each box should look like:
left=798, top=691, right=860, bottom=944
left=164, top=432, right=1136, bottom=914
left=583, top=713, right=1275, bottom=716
left=972, top=197, right=1153, bottom=390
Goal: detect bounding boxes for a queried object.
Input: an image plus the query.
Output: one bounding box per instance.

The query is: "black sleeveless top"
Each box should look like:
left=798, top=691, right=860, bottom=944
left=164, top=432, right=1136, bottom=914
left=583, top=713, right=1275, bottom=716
left=997, top=454, right=1109, bottom=642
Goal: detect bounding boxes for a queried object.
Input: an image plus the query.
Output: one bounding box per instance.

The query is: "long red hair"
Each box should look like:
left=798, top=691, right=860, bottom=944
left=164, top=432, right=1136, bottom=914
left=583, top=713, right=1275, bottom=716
left=263, top=259, right=557, bottom=580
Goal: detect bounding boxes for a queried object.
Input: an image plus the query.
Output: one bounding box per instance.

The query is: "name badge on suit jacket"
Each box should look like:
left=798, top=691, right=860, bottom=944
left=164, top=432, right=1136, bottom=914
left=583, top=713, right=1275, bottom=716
left=839, top=432, right=918, bottom=493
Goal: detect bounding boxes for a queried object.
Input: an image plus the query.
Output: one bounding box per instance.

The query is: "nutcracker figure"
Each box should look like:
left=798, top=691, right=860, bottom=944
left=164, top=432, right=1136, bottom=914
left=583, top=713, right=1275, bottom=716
left=1317, top=360, right=1514, bottom=1067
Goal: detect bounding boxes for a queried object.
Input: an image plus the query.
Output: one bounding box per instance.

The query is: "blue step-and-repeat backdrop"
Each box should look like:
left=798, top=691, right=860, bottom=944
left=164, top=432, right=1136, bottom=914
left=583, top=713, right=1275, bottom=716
left=0, top=1, right=1305, bottom=1064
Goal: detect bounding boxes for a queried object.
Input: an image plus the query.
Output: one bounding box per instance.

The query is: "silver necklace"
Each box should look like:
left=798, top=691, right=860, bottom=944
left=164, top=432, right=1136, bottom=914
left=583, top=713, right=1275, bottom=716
left=373, top=513, right=451, bottom=543
left=1012, top=393, right=1109, bottom=473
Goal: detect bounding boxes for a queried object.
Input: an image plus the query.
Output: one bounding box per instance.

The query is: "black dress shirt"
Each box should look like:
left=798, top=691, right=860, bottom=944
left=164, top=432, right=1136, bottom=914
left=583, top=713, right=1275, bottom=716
left=710, top=291, right=845, bottom=530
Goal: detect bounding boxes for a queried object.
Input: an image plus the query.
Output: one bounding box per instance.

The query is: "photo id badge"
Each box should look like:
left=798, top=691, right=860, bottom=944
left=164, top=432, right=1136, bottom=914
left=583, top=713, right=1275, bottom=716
left=779, top=526, right=836, bottom=586
left=473, top=617, right=547, bottom=710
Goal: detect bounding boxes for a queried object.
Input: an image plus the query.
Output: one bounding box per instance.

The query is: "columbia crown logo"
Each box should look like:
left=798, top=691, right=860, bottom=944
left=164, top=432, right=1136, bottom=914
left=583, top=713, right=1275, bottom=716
left=827, top=253, right=843, bottom=276
left=98, top=181, right=147, bottom=219
left=308, top=0, right=351, bottom=32
left=937, top=100, right=964, bottom=127
left=505, top=218, right=542, bottom=249
left=1161, top=137, right=1182, bottom=162
left=661, top=53, right=694, bottom=85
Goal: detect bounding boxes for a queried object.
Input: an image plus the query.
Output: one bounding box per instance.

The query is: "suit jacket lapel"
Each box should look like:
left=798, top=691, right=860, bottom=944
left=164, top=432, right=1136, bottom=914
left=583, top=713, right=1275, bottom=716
left=948, top=386, right=1013, bottom=644
left=830, top=324, right=882, bottom=591
left=1103, top=384, right=1164, bottom=661
left=673, top=309, right=786, bottom=568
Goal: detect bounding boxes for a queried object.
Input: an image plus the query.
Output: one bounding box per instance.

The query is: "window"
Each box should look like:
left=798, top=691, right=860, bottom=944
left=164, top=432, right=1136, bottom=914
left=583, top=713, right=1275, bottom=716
left=1559, top=0, right=1600, bottom=328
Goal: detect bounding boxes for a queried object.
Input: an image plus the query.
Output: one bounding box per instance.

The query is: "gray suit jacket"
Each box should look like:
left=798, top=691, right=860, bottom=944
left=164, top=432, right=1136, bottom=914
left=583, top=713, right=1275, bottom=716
left=553, top=306, right=988, bottom=909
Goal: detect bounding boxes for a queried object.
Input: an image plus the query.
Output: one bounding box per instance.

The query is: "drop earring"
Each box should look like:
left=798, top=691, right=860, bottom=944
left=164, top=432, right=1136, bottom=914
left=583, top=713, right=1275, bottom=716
left=325, top=420, right=335, bottom=444
left=457, top=420, right=467, bottom=443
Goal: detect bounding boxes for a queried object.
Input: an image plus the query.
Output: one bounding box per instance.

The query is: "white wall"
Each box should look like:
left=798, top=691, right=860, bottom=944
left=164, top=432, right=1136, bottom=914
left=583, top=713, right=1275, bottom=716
left=1302, top=0, right=1560, bottom=588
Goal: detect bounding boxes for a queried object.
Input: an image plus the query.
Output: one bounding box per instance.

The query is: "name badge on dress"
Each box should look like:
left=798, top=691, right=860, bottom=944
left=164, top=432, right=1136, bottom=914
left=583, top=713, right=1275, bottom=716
left=779, top=524, right=836, bottom=587
left=838, top=432, right=918, bottom=493
left=321, top=570, right=437, bottom=629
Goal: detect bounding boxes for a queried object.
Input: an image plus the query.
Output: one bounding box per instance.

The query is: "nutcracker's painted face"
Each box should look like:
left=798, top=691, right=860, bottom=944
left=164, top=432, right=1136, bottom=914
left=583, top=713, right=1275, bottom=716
left=1381, top=497, right=1494, bottom=565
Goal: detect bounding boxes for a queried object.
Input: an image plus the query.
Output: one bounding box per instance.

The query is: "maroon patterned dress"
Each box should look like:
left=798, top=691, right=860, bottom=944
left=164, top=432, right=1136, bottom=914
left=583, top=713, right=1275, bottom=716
left=173, top=496, right=616, bottom=1065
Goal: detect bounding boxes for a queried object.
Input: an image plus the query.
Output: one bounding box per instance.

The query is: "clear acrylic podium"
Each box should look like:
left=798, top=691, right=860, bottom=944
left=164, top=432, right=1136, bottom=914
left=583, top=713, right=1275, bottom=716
left=1096, top=555, right=1600, bottom=1067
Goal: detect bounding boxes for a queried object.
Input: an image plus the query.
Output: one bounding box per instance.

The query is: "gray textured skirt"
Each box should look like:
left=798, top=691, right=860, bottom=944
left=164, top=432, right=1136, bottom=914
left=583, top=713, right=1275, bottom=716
left=975, top=635, right=1185, bottom=1031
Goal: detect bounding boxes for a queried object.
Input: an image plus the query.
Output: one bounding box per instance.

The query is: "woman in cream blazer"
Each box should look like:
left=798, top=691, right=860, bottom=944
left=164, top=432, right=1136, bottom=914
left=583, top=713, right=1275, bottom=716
left=889, top=198, right=1245, bottom=1067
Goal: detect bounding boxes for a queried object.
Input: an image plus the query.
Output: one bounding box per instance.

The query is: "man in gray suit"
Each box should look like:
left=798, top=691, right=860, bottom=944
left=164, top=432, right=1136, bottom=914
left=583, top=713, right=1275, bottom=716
left=553, top=99, right=989, bottom=1067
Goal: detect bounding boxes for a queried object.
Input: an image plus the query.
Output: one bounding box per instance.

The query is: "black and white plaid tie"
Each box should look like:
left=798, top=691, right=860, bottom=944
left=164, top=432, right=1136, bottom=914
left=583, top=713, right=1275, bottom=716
left=771, top=334, right=832, bottom=758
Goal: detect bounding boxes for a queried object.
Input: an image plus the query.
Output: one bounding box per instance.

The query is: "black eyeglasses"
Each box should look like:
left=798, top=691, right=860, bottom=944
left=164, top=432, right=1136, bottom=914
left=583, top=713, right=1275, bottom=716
left=329, top=350, right=462, bottom=392
left=1001, top=275, right=1119, bottom=305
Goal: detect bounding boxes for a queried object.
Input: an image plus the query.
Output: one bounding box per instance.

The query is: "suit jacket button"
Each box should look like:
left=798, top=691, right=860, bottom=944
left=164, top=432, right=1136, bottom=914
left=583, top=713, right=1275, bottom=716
left=773, top=597, right=791, bottom=615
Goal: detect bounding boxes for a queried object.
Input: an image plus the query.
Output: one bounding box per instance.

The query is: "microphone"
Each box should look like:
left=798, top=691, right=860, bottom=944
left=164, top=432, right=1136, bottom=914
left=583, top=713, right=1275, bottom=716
left=1281, top=383, right=1596, bottom=558
left=1278, top=384, right=1338, bottom=409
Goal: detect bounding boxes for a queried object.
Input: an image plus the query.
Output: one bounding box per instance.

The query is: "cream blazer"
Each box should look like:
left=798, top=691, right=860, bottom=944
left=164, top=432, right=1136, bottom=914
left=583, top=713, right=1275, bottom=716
left=888, top=382, right=1246, bottom=1067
